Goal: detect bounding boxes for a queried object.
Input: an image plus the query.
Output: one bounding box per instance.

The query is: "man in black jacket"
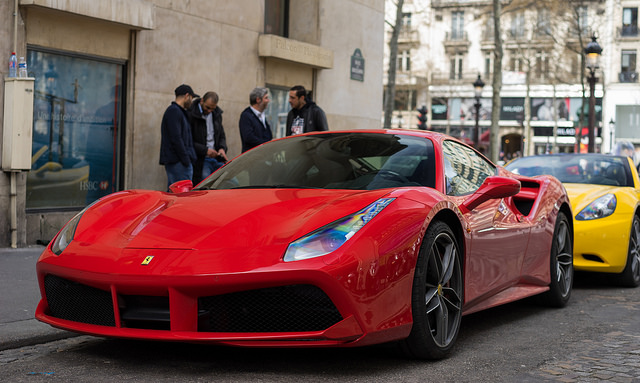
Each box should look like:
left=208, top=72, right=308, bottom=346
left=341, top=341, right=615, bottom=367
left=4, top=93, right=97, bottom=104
left=286, top=85, right=328, bottom=136
left=159, top=84, right=198, bottom=190
left=188, top=91, right=228, bottom=185
left=239, top=87, right=272, bottom=153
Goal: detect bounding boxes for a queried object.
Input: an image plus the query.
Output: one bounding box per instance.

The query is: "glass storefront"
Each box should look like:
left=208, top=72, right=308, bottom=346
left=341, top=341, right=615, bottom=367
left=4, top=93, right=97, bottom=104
left=26, top=49, right=124, bottom=209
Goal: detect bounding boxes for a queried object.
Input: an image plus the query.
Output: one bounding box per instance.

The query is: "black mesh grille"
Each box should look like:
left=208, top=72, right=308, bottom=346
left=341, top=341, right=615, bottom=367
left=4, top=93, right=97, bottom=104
left=44, top=274, right=115, bottom=327
left=198, top=285, right=343, bottom=333
left=119, top=295, right=170, bottom=330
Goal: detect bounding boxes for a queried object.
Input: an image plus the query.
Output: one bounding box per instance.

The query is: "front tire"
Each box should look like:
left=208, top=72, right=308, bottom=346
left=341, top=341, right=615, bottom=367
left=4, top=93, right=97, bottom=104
left=539, top=211, right=573, bottom=307
left=401, top=221, right=463, bottom=360
left=619, top=215, right=640, bottom=287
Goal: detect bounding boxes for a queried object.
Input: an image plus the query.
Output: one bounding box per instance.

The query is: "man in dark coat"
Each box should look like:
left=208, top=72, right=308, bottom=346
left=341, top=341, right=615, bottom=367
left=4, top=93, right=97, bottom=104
left=239, top=87, right=272, bottom=153
left=286, top=85, right=328, bottom=136
left=188, top=91, right=228, bottom=185
left=159, top=84, right=198, bottom=190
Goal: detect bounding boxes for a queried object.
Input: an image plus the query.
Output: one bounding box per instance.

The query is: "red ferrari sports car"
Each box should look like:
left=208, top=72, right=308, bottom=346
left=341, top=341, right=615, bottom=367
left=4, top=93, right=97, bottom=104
left=36, top=129, right=573, bottom=359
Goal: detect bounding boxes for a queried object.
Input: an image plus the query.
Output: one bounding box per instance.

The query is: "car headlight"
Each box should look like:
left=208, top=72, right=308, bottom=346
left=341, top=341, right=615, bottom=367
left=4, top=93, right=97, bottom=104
left=576, top=194, right=616, bottom=221
left=51, top=201, right=98, bottom=255
left=284, top=198, right=395, bottom=262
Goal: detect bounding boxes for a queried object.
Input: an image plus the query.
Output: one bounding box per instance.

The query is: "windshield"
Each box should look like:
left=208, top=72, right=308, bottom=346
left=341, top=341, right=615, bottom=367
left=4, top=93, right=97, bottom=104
left=505, top=154, right=633, bottom=187
left=196, top=132, right=436, bottom=190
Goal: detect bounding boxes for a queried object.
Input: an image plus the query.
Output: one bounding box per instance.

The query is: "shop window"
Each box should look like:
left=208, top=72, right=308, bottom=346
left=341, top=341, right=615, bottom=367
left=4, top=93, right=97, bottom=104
left=26, top=49, right=124, bottom=209
left=265, top=0, right=289, bottom=37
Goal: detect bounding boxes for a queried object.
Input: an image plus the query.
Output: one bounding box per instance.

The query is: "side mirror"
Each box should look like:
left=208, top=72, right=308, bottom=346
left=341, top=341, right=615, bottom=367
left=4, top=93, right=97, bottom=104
left=169, top=179, right=193, bottom=194
left=460, top=176, right=520, bottom=213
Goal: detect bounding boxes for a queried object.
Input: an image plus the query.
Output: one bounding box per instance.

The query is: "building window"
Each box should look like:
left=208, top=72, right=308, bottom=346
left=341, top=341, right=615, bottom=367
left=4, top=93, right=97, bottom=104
left=483, top=13, right=494, bottom=41
left=451, top=11, right=464, bottom=40
left=484, top=54, right=492, bottom=79
left=394, top=89, right=417, bottom=111
left=622, top=8, right=638, bottom=36
left=402, top=12, right=412, bottom=28
left=27, top=49, right=125, bottom=209
left=397, top=49, right=411, bottom=72
left=265, top=0, right=289, bottom=37
left=577, top=6, right=588, bottom=35
left=450, top=54, right=463, bottom=80
left=620, top=50, right=638, bottom=83
left=536, top=8, right=550, bottom=36
left=510, top=12, right=525, bottom=38
left=535, top=51, right=549, bottom=79
left=509, top=53, right=523, bottom=72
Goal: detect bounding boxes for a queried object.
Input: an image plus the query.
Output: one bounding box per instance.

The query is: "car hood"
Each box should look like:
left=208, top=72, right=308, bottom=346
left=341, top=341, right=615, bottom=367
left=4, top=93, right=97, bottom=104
left=73, top=188, right=393, bottom=252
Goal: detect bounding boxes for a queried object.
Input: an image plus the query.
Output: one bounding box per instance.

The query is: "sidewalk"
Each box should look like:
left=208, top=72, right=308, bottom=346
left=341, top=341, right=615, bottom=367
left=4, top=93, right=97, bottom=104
left=0, top=246, right=77, bottom=351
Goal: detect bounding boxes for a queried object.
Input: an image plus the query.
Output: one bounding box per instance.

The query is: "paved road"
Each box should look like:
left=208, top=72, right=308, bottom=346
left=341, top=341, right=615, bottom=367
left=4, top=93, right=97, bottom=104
left=1, top=259, right=638, bottom=382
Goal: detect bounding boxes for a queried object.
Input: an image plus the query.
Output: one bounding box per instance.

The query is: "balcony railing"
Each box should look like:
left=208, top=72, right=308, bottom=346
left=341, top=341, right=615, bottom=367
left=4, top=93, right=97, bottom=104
left=619, top=71, right=639, bottom=83
left=618, top=25, right=639, bottom=38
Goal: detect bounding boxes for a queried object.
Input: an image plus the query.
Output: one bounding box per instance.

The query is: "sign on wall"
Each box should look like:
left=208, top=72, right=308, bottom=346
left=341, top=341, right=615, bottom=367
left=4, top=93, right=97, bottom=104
left=350, top=49, right=365, bottom=81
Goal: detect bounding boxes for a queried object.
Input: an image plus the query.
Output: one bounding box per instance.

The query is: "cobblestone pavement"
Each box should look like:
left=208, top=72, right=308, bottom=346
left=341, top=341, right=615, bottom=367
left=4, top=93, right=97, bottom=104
left=522, top=332, right=640, bottom=382
left=521, top=288, right=640, bottom=383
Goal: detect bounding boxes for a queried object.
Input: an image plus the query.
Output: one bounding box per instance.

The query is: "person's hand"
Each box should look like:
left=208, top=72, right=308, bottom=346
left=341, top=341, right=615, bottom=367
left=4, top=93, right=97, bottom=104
left=218, top=148, right=228, bottom=161
left=206, top=148, right=218, bottom=158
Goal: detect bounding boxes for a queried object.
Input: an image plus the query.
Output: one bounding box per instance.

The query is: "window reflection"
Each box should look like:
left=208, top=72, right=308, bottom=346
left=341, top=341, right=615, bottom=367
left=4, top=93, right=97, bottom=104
left=27, top=50, right=124, bottom=209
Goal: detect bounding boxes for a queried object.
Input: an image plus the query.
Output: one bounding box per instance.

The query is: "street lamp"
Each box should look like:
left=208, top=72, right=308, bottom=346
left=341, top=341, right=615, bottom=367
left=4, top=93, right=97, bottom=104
left=473, top=74, right=485, bottom=148
left=584, top=35, right=602, bottom=153
left=609, top=118, right=615, bottom=152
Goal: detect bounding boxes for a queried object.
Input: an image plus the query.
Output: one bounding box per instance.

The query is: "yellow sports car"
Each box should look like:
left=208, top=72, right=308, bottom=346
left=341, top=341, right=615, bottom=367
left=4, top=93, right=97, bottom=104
left=506, top=153, right=640, bottom=287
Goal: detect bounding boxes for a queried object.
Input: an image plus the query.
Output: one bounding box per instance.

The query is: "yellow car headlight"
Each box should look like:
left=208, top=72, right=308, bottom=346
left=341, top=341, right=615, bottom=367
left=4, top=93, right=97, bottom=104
left=576, top=193, right=616, bottom=221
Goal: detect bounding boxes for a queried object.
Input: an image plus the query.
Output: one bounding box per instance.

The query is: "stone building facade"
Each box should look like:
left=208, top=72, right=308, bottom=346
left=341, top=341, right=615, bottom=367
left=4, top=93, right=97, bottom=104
left=0, top=0, right=385, bottom=247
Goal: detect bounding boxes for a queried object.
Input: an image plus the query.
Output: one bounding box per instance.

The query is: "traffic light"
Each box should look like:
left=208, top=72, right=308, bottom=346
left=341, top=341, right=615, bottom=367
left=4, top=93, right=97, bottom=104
left=417, top=105, right=428, bottom=130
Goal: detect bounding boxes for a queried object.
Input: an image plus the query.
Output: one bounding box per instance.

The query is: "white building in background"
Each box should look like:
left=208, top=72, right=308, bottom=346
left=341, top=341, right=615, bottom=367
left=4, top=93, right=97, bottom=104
left=384, top=0, right=640, bottom=160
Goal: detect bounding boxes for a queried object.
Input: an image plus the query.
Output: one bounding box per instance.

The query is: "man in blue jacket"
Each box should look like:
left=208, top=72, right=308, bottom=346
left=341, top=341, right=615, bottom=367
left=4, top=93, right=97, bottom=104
left=239, top=87, right=272, bottom=153
left=159, top=84, right=198, bottom=190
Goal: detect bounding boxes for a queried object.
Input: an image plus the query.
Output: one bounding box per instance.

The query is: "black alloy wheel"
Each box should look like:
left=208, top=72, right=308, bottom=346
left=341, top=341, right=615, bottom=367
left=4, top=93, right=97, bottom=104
left=401, top=221, right=463, bottom=360
left=539, top=211, right=573, bottom=307
left=620, top=215, right=640, bottom=287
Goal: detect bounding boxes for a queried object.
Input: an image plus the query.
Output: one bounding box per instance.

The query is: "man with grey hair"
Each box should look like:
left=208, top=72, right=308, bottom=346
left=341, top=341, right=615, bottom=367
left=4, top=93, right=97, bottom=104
left=239, top=87, right=272, bottom=152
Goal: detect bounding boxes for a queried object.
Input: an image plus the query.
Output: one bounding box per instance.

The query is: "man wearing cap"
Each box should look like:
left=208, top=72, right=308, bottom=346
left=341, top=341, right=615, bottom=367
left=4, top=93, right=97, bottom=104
left=159, top=84, right=199, bottom=190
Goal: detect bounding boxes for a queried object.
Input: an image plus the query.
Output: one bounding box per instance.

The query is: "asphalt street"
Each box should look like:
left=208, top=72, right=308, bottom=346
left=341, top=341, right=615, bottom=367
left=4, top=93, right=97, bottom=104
left=0, top=246, right=77, bottom=351
left=1, top=246, right=639, bottom=382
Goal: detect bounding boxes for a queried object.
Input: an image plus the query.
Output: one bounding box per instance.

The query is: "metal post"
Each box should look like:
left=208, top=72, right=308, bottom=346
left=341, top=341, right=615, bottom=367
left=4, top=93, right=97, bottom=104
left=588, top=71, right=597, bottom=153
left=474, top=98, right=481, bottom=148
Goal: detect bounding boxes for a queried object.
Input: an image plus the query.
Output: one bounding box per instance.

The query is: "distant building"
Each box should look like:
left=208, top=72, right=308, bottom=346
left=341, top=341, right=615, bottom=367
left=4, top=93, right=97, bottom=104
left=0, top=0, right=384, bottom=247
left=384, top=0, right=639, bottom=160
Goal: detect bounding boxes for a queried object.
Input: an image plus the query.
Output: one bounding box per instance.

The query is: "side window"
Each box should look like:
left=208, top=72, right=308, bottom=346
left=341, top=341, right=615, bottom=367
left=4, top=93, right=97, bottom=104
left=442, top=140, right=496, bottom=196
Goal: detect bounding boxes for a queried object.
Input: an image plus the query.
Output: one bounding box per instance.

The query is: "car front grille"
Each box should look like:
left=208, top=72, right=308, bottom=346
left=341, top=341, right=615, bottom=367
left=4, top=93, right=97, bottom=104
left=198, top=284, right=343, bottom=333
left=43, top=275, right=343, bottom=334
left=44, top=274, right=116, bottom=326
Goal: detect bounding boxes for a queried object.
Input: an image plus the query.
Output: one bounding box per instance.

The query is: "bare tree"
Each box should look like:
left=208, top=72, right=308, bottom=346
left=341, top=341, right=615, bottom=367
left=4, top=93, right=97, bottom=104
left=383, top=0, right=405, bottom=129
left=489, top=0, right=503, bottom=163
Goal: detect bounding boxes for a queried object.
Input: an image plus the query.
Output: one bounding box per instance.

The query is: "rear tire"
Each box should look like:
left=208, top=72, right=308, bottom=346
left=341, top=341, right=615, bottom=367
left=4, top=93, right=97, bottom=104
left=538, top=211, right=573, bottom=307
left=401, top=221, right=462, bottom=360
left=619, top=215, right=640, bottom=287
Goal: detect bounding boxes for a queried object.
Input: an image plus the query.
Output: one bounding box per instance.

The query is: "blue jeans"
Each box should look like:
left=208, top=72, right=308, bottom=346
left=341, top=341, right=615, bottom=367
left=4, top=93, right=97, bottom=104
left=202, top=157, right=225, bottom=180
left=165, top=161, right=193, bottom=190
